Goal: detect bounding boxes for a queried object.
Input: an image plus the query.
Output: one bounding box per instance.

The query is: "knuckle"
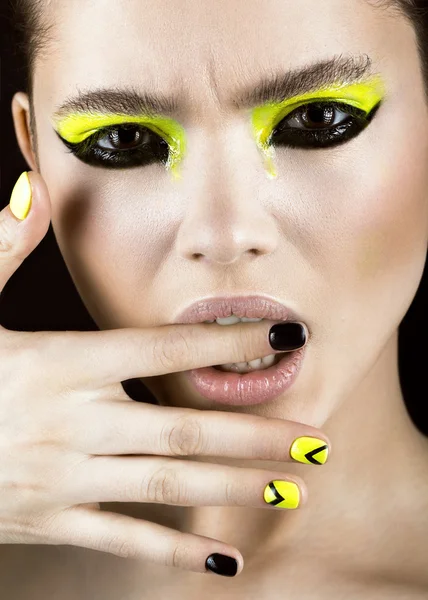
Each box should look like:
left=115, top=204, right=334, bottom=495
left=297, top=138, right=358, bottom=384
left=170, top=540, right=188, bottom=569
left=0, top=327, right=18, bottom=356
left=171, top=543, right=181, bottom=569
left=151, top=329, right=192, bottom=371
left=27, top=333, right=73, bottom=382
left=0, top=217, right=17, bottom=255
left=224, top=479, right=240, bottom=506
left=145, top=463, right=183, bottom=505
left=30, top=511, right=63, bottom=539
left=2, top=334, right=43, bottom=376
left=18, top=508, right=77, bottom=547
left=2, top=334, right=68, bottom=397
left=164, top=415, right=203, bottom=456
left=105, top=536, right=138, bottom=559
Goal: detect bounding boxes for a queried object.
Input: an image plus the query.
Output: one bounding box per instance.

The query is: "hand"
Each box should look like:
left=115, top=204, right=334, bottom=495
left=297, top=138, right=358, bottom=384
left=0, top=171, right=330, bottom=577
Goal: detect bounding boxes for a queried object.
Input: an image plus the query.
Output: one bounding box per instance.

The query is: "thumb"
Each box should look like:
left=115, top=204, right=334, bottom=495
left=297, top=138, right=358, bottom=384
left=0, top=171, right=51, bottom=295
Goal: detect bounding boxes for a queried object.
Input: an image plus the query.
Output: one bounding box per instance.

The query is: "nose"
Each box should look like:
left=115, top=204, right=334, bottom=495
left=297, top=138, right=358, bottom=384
left=174, top=122, right=280, bottom=266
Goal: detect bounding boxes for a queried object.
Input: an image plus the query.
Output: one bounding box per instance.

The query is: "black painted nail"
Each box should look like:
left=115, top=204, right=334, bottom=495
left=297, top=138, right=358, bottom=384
left=205, top=553, right=238, bottom=577
left=269, top=322, right=306, bottom=351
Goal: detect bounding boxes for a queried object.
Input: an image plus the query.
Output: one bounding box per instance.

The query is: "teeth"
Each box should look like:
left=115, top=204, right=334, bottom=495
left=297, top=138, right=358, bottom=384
left=262, top=354, right=280, bottom=367
left=217, top=353, right=279, bottom=374
left=203, top=315, right=264, bottom=325
left=215, top=316, right=241, bottom=325
left=240, top=317, right=265, bottom=323
left=248, top=358, right=263, bottom=369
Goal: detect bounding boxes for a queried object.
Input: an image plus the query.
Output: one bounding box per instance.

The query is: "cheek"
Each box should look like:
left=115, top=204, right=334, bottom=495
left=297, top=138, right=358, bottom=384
left=273, top=136, right=427, bottom=285
left=39, top=160, right=175, bottom=327
left=309, top=120, right=428, bottom=341
left=271, top=114, right=428, bottom=343
left=348, top=136, right=428, bottom=283
left=345, top=87, right=428, bottom=282
left=291, top=100, right=428, bottom=291
left=57, top=183, right=182, bottom=328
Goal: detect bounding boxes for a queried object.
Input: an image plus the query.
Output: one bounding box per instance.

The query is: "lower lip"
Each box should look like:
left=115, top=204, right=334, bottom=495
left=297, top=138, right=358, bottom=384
left=184, top=346, right=306, bottom=406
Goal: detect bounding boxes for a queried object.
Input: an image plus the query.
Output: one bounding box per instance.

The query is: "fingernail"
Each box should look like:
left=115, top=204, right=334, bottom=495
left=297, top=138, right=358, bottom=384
left=290, top=436, right=329, bottom=465
left=9, top=172, right=32, bottom=221
left=263, top=480, right=300, bottom=509
left=269, top=322, right=306, bottom=351
left=205, top=553, right=238, bottom=576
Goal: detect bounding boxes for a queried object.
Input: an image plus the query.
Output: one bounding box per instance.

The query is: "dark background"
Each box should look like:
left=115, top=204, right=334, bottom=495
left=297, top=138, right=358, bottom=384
left=1, top=11, right=427, bottom=434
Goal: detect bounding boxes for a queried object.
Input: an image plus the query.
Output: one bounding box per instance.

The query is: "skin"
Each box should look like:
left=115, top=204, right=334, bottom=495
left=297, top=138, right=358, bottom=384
left=6, top=0, right=428, bottom=597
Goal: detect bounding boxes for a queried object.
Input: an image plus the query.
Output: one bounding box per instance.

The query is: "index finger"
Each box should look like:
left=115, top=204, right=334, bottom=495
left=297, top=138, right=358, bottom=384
left=37, top=320, right=307, bottom=390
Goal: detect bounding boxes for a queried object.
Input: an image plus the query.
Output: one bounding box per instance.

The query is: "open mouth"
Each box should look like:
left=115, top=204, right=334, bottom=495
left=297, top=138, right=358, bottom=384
left=185, top=346, right=305, bottom=405
left=212, top=351, right=289, bottom=374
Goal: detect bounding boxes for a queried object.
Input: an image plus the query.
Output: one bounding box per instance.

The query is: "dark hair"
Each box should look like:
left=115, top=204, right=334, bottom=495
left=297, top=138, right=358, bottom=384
left=7, top=0, right=428, bottom=99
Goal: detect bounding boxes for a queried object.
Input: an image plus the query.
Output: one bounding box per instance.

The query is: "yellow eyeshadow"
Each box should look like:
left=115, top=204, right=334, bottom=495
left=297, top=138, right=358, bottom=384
left=52, top=112, right=187, bottom=180
left=251, top=75, right=386, bottom=178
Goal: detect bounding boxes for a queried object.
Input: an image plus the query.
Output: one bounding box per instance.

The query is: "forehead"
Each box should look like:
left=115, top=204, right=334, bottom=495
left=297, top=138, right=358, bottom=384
left=38, top=0, right=413, bottom=115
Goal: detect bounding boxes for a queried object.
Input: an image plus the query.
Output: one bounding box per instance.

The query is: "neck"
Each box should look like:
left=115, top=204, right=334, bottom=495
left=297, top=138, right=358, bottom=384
left=185, top=329, right=428, bottom=570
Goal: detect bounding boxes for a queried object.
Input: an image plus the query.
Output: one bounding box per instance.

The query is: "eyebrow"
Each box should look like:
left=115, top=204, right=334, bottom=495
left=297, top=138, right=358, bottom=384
left=52, top=53, right=376, bottom=120
left=233, top=53, right=375, bottom=108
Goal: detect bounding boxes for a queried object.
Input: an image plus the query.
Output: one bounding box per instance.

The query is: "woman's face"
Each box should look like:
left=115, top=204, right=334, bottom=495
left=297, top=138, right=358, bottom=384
left=28, top=0, right=428, bottom=424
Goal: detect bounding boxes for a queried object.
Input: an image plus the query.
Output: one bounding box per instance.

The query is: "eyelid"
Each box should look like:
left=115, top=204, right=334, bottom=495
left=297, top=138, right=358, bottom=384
left=51, top=112, right=187, bottom=178
left=252, top=76, right=385, bottom=150
left=251, top=75, right=386, bottom=177
left=270, top=94, right=366, bottom=129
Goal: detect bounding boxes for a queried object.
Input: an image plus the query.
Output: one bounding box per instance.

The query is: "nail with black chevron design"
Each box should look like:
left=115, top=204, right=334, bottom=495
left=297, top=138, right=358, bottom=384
left=263, top=480, right=300, bottom=509
left=289, top=436, right=329, bottom=465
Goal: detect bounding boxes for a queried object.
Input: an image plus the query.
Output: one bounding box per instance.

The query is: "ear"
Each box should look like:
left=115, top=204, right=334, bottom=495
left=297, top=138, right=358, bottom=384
left=11, top=92, right=39, bottom=172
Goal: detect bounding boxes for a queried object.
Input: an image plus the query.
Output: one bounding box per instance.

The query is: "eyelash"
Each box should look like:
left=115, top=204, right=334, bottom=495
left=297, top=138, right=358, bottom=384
left=57, top=100, right=381, bottom=169
left=269, top=99, right=381, bottom=149
left=57, top=124, right=170, bottom=169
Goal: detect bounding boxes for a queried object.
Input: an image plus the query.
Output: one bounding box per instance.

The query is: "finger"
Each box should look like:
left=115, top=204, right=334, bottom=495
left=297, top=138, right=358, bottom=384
left=0, top=172, right=51, bottom=297
left=38, top=319, right=309, bottom=391
left=44, top=505, right=244, bottom=575
left=74, top=402, right=331, bottom=465
left=60, top=455, right=308, bottom=510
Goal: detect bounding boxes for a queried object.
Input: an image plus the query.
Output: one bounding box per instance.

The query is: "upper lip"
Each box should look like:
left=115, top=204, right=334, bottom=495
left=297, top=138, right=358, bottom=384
left=173, top=294, right=305, bottom=324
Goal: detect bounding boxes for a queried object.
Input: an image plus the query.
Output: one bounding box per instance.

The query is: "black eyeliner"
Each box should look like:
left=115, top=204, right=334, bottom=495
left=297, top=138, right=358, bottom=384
left=54, top=125, right=169, bottom=169
left=269, top=99, right=382, bottom=150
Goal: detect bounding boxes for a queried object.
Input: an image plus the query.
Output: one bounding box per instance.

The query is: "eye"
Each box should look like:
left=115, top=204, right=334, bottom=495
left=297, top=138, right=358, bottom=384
left=56, top=123, right=170, bottom=169
left=269, top=100, right=381, bottom=150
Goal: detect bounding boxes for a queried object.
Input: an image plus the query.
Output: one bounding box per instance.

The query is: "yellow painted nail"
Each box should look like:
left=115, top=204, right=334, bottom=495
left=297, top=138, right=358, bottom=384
left=290, top=436, right=329, bottom=465
left=9, top=172, right=32, bottom=220
left=263, top=480, right=300, bottom=509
